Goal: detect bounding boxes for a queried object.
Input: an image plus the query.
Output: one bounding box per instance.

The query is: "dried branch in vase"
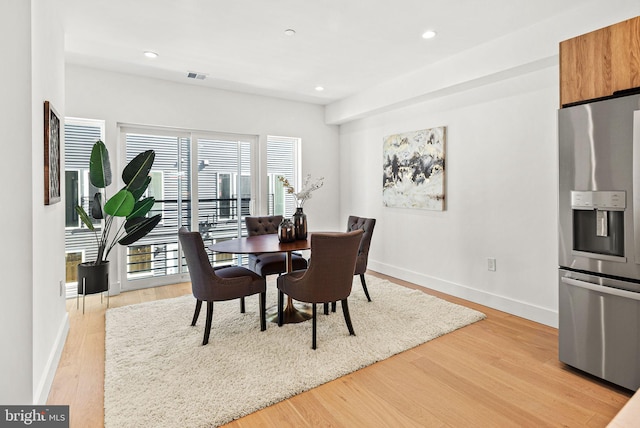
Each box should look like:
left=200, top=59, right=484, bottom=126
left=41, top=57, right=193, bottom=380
left=278, top=174, right=324, bottom=208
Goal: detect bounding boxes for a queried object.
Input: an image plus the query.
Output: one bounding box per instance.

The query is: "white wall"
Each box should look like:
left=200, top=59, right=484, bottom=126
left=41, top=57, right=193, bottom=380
left=31, top=0, right=69, bottom=404
left=0, top=0, right=68, bottom=404
left=65, top=65, right=340, bottom=290
left=341, top=67, right=559, bottom=325
left=335, top=1, right=640, bottom=327
left=0, top=0, right=34, bottom=404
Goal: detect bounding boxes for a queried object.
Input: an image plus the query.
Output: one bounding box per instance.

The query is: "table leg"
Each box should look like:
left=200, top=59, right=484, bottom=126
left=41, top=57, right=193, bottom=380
left=266, top=251, right=312, bottom=324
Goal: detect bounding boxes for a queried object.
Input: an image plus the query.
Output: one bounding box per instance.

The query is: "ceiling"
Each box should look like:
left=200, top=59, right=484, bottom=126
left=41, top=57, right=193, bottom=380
left=61, top=0, right=586, bottom=105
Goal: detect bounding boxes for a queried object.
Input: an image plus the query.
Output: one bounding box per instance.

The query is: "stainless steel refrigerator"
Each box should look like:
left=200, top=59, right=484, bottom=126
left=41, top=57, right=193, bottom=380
left=558, top=92, right=640, bottom=391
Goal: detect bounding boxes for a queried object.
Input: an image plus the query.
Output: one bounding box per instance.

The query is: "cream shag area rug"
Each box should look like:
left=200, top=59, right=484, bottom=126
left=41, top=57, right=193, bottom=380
left=104, top=275, right=485, bottom=427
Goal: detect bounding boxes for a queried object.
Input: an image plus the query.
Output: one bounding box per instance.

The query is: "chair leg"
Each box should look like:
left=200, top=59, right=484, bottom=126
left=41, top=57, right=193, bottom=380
left=360, top=274, right=372, bottom=302
left=259, top=292, right=266, bottom=331
left=191, top=299, right=203, bottom=326
left=240, top=296, right=246, bottom=313
left=341, top=299, right=356, bottom=336
left=331, top=301, right=336, bottom=312
left=203, top=301, right=214, bottom=346
left=323, top=302, right=329, bottom=315
left=277, top=290, right=284, bottom=327
left=312, top=303, right=317, bottom=350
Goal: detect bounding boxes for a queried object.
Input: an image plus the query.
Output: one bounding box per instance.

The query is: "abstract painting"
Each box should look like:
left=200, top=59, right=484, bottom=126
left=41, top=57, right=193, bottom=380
left=383, top=126, right=446, bottom=210
left=44, top=101, right=61, bottom=205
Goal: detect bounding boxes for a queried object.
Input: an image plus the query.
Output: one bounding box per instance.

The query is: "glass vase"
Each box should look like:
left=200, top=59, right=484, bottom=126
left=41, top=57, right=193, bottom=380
left=278, top=218, right=295, bottom=242
left=293, top=207, right=307, bottom=240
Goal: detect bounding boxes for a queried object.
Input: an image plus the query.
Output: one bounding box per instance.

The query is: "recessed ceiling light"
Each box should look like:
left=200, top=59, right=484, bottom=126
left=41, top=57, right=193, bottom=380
left=421, top=30, right=437, bottom=40
left=284, top=29, right=296, bottom=36
left=144, top=51, right=159, bottom=59
left=315, top=86, right=324, bottom=92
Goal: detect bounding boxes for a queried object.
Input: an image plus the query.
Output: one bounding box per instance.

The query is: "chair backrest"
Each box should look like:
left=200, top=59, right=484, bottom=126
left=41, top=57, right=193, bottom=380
left=346, top=216, right=376, bottom=275
left=179, top=227, right=217, bottom=301
left=245, top=215, right=283, bottom=236
left=178, top=227, right=251, bottom=301
left=294, top=230, right=363, bottom=303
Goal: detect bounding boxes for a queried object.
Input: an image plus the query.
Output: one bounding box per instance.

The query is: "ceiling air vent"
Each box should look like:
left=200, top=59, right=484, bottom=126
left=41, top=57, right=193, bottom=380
left=187, top=71, right=208, bottom=80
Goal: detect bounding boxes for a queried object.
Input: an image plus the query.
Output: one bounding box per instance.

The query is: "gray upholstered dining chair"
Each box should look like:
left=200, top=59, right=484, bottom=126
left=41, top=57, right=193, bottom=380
left=178, top=227, right=266, bottom=345
left=329, top=215, right=377, bottom=313
left=245, top=215, right=308, bottom=277
left=276, top=230, right=363, bottom=350
left=347, top=215, right=377, bottom=301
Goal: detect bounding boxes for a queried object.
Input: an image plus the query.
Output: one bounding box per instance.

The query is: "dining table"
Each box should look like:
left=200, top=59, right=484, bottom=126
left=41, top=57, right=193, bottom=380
left=208, top=233, right=312, bottom=324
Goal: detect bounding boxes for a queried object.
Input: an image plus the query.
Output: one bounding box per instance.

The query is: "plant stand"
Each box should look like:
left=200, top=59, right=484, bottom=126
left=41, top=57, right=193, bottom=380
left=77, top=262, right=110, bottom=314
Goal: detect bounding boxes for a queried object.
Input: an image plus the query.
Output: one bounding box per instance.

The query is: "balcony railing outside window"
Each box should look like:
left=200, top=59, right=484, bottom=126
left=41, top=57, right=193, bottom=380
left=122, top=195, right=275, bottom=279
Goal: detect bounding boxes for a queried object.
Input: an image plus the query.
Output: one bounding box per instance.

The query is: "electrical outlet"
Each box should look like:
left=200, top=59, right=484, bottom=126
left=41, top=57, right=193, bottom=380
left=487, top=258, right=496, bottom=272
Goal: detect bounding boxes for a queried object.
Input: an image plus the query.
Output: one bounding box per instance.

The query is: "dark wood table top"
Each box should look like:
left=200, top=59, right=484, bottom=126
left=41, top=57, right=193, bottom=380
left=208, top=233, right=312, bottom=254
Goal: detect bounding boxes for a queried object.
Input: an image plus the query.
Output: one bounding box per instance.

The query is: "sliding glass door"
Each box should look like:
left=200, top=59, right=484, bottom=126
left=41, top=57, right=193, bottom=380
left=195, top=135, right=254, bottom=267
left=120, top=129, right=191, bottom=290
left=64, top=121, right=300, bottom=297
left=119, top=126, right=256, bottom=291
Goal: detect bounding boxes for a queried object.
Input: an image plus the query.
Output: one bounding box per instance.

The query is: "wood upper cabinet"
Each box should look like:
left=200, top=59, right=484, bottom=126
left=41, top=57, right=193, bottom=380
left=560, top=16, right=640, bottom=107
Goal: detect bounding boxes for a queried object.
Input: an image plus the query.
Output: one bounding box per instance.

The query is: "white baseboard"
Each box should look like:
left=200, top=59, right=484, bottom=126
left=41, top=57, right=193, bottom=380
left=34, top=312, right=69, bottom=404
left=369, top=260, right=558, bottom=328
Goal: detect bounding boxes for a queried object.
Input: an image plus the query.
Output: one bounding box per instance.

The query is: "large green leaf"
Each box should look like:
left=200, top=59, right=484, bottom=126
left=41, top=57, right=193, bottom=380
left=90, top=192, right=103, bottom=220
left=123, top=216, right=147, bottom=233
left=75, top=206, right=95, bottom=231
left=127, top=197, right=155, bottom=220
left=89, top=140, right=112, bottom=188
left=130, top=176, right=151, bottom=201
left=122, top=150, right=155, bottom=192
left=119, top=214, right=162, bottom=246
left=104, top=188, right=135, bottom=217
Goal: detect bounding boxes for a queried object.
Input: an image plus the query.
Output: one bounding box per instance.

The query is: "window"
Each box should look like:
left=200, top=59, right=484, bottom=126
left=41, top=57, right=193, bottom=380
left=65, top=251, right=83, bottom=284
left=239, top=175, right=251, bottom=216
left=147, top=171, right=165, bottom=222
left=65, top=170, right=99, bottom=228
left=128, top=245, right=152, bottom=276
left=65, top=171, right=79, bottom=227
left=218, top=173, right=231, bottom=219
left=64, top=119, right=104, bottom=229
left=64, top=118, right=105, bottom=295
left=217, top=173, right=251, bottom=219
left=267, top=136, right=301, bottom=217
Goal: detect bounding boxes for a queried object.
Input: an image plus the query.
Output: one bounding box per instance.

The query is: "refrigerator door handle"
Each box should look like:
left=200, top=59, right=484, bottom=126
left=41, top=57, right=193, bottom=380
left=633, top=110, right=640, bottom=264
left=561, top=276, right=640, bottom=301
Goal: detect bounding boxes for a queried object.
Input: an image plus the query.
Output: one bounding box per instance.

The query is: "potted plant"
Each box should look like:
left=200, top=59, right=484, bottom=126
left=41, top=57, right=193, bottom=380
left=75, top=140, right=162, bottom=295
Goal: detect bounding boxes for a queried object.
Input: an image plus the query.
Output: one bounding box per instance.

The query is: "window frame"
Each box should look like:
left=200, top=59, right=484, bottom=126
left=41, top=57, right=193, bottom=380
left=266, top=135, right=301, bottom=217
left=64, top=117, right=105, bottom=297
left=117, top=124, right=260, bottom=292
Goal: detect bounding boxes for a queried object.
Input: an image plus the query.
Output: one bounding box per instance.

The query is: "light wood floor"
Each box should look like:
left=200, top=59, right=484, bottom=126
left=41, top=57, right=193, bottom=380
left=47, top=272, right=633, bottom=427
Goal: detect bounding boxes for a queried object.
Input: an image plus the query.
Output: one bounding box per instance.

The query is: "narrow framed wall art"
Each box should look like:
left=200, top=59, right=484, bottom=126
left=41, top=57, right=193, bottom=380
left=44, top=100, right=61, bottom=205
left=383, top=126, right=446, bottom=210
